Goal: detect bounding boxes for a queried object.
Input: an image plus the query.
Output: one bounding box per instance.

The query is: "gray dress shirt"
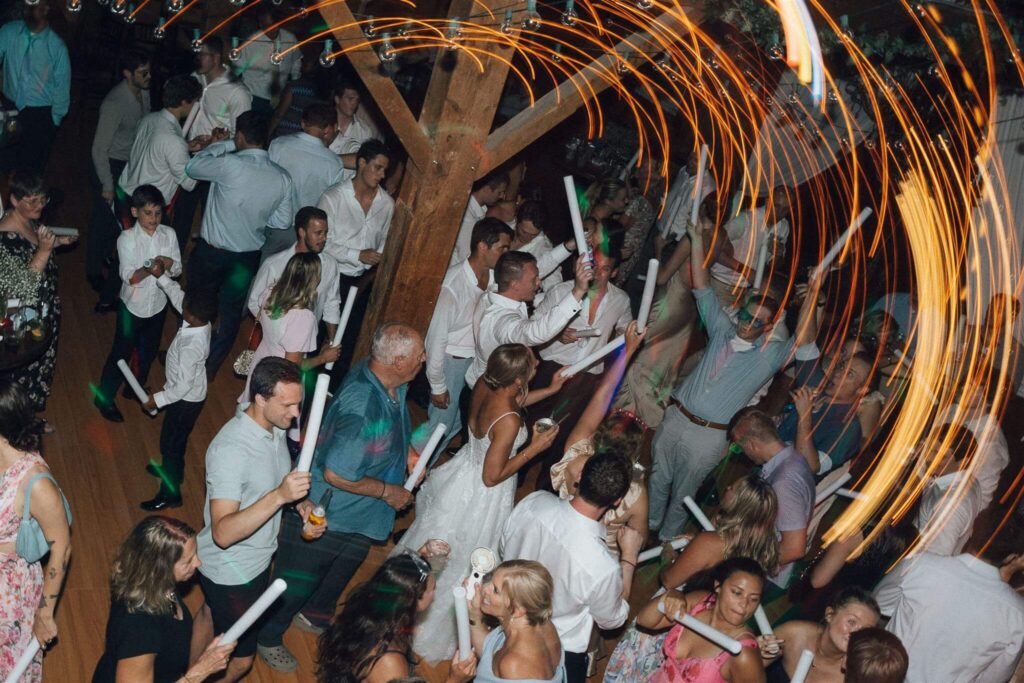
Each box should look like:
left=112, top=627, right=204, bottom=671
left=92, top=80, right=151, bottom=193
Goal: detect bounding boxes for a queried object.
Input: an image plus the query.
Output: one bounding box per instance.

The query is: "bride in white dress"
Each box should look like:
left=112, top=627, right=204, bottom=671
left=394, top=343, right=565, bottom=663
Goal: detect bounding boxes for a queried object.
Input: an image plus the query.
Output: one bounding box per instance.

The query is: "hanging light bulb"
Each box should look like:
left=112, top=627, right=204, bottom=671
left=865, top=137, right=877, bottom=150
left=96, top=0, right=109, bottom=6
left=552, top=43, right=563, bottom=62
left=229, top=0, right=246, bottom=5
left=319, top=38, right=336, bottom=68
left=397, top=21, right=413, bottom=40
left=767, top=32, right=783, bottom=60
left=24, top=0, right=40, bottom=5
left=364, top=15, right=376, bottom=38
left=271, top=0, right=282, bottom=5
left=124, top=4, right=136, bottom=23
left=617, top=51, right=631, bottom=75
left=636, top=0, right=653, bottom=10
left=229, top=36, right=241, bottom=62
left=522, top=0, right=541, bottom=31
left=111, top=0, right=127, bottom=15
left=380, top=31, right=396, bottom=62
left=153, top=16, right=166, bottom=39
left=500, top=10, right=515, bottom=35
left=560, top=0, right=577, bottom=26
left=270, top=37, right=283, bottom=66
left=66, top=0, right=82, bottom=12
left=191, top=29, right=204, bottom=53
left=168, top=0, right=182, bottom=12
left=446, top=19, right=462, bottom=51
left=839, top=14, right=854, bottom=41
left=827, top=88, right=839, bottom=103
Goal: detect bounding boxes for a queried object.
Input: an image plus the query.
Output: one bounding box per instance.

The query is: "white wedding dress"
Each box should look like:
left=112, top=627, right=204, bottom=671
left=393, top=411, right=528, bottom=663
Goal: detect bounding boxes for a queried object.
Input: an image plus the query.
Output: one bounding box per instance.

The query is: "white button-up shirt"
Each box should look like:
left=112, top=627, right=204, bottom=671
left=424, top=260, right=489, bottom=394
left=710, top=208, right=789, bottom=288
left=516, top=233, right=572, bottom=303
left=915, top=470, right=982, bottom=556
left=328, top=112, right=378, bottom=154
left=153, top=275, right=210, bottom=406
left=500, top=492, right=629, bottom=653
left=118, top=109, right=197, bottom=204
left=187, top=70, right=252, bottom=140
left=117, top=223, right=182, bottom=319
left=449, top=195, right=486, bottom=266
left=941, top=405, right=1009, bottom=510
left=248, top=246, right=342, bottom=325
left=536, top=281, right=631, bottom=374
left=268, top=131, right=345, bottom=209
left=235, top=28, right=301, bottom=101
left=466, top=289, right=582, bottom=388
left=317, top=179, right=395, bottom=276
left=875, top=553, right=1024, bottom=683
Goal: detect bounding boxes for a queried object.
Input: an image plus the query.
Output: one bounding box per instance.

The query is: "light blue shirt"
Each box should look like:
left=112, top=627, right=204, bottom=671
left=0, top=21, right=70, bottom=124
left=185, top=140, right=294, bottom=253
left=267, top=131, right=345, bottom=209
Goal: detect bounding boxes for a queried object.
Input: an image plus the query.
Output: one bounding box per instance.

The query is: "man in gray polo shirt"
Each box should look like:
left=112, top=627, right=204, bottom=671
left=728, top=407, right=816, bottom=587
left=196, top=357, right=319, bottom=682
left=648, top=219, right=820, bottom=541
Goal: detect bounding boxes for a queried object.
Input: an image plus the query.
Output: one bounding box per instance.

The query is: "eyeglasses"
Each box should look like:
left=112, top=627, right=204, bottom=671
left=736, top=308, right=765, bottom=329
left=22, top=195, right=49, bottom=207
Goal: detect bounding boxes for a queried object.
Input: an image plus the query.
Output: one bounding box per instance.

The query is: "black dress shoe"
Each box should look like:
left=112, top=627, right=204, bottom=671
left=140, top=494, right=182, bottom=511
left=94, top=398, right=124, bottom=423
left=94, top=301, right=115, bottom=314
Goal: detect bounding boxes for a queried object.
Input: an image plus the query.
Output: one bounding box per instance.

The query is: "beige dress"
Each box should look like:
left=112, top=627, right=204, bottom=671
left=549, top=438, right=646, bottom=553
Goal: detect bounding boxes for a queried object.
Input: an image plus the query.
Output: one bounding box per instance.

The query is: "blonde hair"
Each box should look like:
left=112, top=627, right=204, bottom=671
left=481, top=344, right=533, bottom=391
left=109, top=516, right=195, bottom=616
left=266, top=252, right=321, bottom=319
left=716, top=475, right=781, bottom=575
left=496, top=560, right=553, bottom=626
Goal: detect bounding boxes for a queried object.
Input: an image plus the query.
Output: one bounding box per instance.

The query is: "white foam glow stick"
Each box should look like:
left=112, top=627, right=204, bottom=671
left=636, top=259, right=659, bottom=333
left=814, top=472, right=853, bottom=505
left=683, top=496, right=715, bottom=531
left=836, top=487, right=866, bottom=500
left=559, top=335, right=625, bottom=378
left=791, top=649, right=815, bottom=683
left=117, top=359, right=157, bottom=416
left=563, top=176, right=591, bottom=264
left=324, top=286, right=358, bottom=371
left=453, top=586, right=473, bottom=657
left=754, top=608, right=774, bottom=635
left=296, top=373, right=332, bottom=473
left=619, top=147, right=640, bottom=181
left=657, top=600, right=741, bottom=655
left=752, top=232, right=769, bottom=291
left=221, top=579, right=287, bottom=645
left=404, top=423, right=447, bottom=490
left=689, top=145, right=709, bottom=226
left=181, top=101, right=200, bottom=139
left=4, top=638, right=40, bottom=683
left=810, top=207, right=872, bottom=281
left=637, top=536, right=689, bottom=564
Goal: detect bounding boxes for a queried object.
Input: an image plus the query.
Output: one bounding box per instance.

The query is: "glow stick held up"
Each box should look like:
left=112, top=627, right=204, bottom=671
left=4, top=638, right=40, bottom=683
left=453, top=586, right=473, bottom=657
left=559, top=336, right=625, bottom=379
left=117, top=359, right=157, bottom=416
left=689, top=145, right=709, bottom=226
left=754, top=608, right=774, bottom=636
left=324, top=286, right=358, bottom=371
left=752, top=233, right=769, bottom=291
left=657, top=600, right=742, bottom=655
left=790, top=649, right=815, bottom=683
left=810, top=208, right=872, bottom=281
left=221, top=579, right=287, bottom=645
left=404, top=423, right=447, bottom=491
left=683, top=496, right=715, bottom=531
left=836, top=487, right=866, bottom=501
left=637, top=536, right=689, bottom=564
left=619, top=147, right=640, bottom=181
left=636, top=259, right=659, bottom=333
left=181, top=101, right=200, bottom=138
left=295, top=374, right=332, bottom=473
left=563, top=176, right=591, bottom=265
left=815, top=472, right=853, bottom=505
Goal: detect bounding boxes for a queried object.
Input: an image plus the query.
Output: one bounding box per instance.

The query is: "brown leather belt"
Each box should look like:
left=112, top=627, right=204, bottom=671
left=669, top=398, right=729, bottom=430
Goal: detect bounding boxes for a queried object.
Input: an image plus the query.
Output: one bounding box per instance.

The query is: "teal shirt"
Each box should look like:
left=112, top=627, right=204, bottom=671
left=310, top=360, right=411, bottom=540
left=0, top=21, right=70, bottom=124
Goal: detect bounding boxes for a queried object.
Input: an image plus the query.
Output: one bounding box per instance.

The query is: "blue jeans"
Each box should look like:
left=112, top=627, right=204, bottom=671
left=413, top=355, right=473, bottom=457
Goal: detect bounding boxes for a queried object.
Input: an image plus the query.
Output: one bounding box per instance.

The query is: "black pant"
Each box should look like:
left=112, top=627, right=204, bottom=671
left=97, top=303, right=167, bottom=406
left=564, top=650, right=588, bottom=683
left=156, top=398, right=205, bottom=497
left=86, top=159, right=127, bottom=281
left=329, top=272, right=371, bottom=385
left=199, top=567, right=272, bottom=659
left=170, top=181, right=209, bottom=254
left=187, top=239, right=261, bottom=379
left=3, top=106, right=57, bottom=173
left=257, top=512, right=372, bottom=646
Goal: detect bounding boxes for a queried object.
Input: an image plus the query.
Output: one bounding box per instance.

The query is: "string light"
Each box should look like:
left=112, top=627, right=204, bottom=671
left=111, top=0, right=127, bottom=15
left=24, top=0, right=40, bottom=5
left=500, top=9, right=515, bottom=35
left=229, top=0, right=246, bottom=5
left=636, top=0, right=654, bottom=10
left=229, top=36, right=241, bottom=62
left=66, top=0, right=82, bottom=12
left=319, top=38, right=336, bottom=68
left=153, top=16, right=166, bottom=39
left=561, top=0, right=578, bottom=27
left=191, top=28, right=204, bottom=53
left=522, top=0, right=541, bottom=31
left=446, top=19, right=463, bottom=51
left=364, top=15, right=376, bottom=38
left=552, top=43, right=563, bottom=62
left=397, top=21, right=413, bottom=40
left=270, top=37, right=283, bottom=65
left=617, top=50, right=631, bottom=75
left=768, top=32, right=784, bottom=60
left=124, top=4, right=136, bottom=23
left=168, top=0, right=182, bottom=12
left=380, top=31, right=396, bottom=62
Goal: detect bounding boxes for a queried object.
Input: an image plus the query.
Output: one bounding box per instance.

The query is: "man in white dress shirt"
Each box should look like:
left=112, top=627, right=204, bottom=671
left=328, top=79, right=379, bottom=155
left=913, top=424, right=983, bottom=556
left=500, top=452, right=643, bottom=683
left=510, top=200, right=576, bottom=304
left=419, top=218, right=513, bottom=456
left=317, top=139, right=394, bottom=375
left=248, top=207, right=341, bottom=340
left=655, top=153, right=717, bottom=254
left=465, top=251, right=591, bottom=389
left=448, top=171, right=510, bottom=265
left=236, top=6, right=301, bottom=117
left=874, top=537, right=1024, bottom=683
left=265, top=103, right=343, bottom=255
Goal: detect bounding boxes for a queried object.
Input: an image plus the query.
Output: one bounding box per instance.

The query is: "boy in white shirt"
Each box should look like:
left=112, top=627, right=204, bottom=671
left=139, top=281, right=218, bottom=510
left=94, top=185, right=182, bottom=422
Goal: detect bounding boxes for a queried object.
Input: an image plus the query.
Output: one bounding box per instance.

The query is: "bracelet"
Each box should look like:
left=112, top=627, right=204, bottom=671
left=378, top=480, right=387, bottom=499
left=621, top=558, right=637, bottom=568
